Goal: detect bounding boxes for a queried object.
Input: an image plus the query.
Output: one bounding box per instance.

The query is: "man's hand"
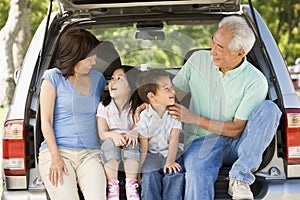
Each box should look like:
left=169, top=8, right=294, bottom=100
left=168, top=103, right=198, bottom=125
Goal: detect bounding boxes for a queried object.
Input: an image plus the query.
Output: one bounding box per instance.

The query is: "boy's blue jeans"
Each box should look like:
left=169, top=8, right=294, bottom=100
left=183, top=100, right=282, bottom=200
left=141, top=152, right=185, bottom=200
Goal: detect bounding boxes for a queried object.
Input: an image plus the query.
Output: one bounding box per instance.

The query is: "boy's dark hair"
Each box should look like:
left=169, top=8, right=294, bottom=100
left=101, top=65, right=142, bottom=114
left=56, top=28, right=100, bottom=78
left=136, top=69, right=169, bottom=103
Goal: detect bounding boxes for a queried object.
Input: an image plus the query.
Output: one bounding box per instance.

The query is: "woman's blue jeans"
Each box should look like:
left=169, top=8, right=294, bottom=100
left=183, top=100, right=282, bottom=200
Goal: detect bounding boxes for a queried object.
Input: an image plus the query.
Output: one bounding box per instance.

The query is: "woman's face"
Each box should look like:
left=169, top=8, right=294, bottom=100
left=108, top=68, right=131, bottom=99
left=74, top=55, right=97, bottom=75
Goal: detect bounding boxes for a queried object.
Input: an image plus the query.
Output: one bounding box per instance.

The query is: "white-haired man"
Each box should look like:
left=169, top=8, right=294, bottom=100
left=169, top=16, right=282, bottom=200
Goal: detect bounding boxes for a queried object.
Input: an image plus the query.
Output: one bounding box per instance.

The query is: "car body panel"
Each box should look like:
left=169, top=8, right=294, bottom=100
left=57, top=0, right=241, bottom=12
left=2, top=1, right=300, bottom=199
left=264, top=180, right=300, bottom=200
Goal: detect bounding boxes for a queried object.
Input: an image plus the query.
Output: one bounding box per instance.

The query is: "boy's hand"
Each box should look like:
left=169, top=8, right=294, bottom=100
left=163, top=161, right=182, bottom=174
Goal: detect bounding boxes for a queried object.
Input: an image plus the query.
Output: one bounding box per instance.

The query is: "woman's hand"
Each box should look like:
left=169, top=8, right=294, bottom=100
left=163, top=161, right=182, bottom=174
left=124, top=130, right=139, bottom=148
left=49, top=155, right=68, bottom=187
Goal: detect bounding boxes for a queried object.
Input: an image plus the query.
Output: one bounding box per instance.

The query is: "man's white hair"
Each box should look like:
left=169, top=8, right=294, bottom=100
left=219, top=16, right=256, bottom=55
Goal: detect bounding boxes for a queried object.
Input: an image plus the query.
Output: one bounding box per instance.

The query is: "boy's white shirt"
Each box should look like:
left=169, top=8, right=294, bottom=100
left=135, top=104, right=182, bottom=157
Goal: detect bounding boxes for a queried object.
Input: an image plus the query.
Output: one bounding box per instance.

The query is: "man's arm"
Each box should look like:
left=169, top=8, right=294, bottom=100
left=168, top=103, right=247, bottom=138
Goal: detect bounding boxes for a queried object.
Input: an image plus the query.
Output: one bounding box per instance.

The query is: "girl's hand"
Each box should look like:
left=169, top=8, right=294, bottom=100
left=111, top=132, right=127, bottom=146
left=163, top=161, right=182, bottom=174
left=49, top=155, right=68, bottom=187
left=124, top=130, right=138, bottom=148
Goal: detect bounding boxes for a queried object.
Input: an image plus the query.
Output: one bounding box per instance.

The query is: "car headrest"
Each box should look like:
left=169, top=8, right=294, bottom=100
left=95, top=41, right=122, bottom=78
left=182, top=48, right=211, bottom=65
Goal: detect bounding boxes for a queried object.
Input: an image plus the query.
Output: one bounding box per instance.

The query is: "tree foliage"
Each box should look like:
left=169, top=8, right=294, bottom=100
left=0, top=0, right=9, bottom=28
left=252, top=0, right=300, bottom=65
left=0, top=0, right=30, bottom=106
left=0, top=0, right=48, bottom=35
left=91, top=24, right=217, bottom=68
left=0, top=0, right=299, bottom=66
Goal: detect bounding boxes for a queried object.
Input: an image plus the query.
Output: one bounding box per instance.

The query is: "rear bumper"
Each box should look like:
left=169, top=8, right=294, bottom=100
left=263, top=179, right=300, bottom=200
left=2, top=189, right=48, bottom=200
left=2, top=179, right=300, bottom=200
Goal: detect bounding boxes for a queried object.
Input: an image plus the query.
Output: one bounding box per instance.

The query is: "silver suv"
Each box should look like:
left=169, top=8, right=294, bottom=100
left=2, top=0, right=300, bottom=199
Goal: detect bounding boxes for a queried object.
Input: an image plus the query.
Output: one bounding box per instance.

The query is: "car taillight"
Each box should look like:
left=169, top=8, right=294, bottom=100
left=285, top=108, right=300, bottom=164
left=2, top=120, right=26, bottom=176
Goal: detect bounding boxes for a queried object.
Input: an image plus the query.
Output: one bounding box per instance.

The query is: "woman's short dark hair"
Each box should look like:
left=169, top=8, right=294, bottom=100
left=56, top=28, right=100, bottom=77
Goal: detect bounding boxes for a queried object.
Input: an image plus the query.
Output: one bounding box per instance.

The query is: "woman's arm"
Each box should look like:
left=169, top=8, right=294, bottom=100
left=40, top=79, right=68, bottom=186
left=164, top=128, right=182, bottom=174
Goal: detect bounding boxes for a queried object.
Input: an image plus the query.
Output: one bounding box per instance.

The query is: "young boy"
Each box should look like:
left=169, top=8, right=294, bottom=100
left=135, top=69, right=185, bottom=200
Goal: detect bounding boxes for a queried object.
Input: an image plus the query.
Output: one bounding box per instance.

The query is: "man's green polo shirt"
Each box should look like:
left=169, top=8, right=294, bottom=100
left=172, top=50, right=268, bottom=145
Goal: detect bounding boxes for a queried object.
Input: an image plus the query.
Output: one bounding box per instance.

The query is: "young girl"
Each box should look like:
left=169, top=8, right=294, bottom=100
left=97, top=65, right=141, bottom=200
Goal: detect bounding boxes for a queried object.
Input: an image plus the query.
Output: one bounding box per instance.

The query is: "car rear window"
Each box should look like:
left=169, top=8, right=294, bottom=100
left=90, top=23, right=218, bottom=69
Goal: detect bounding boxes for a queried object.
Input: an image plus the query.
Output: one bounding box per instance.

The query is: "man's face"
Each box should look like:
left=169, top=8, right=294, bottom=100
left=210, top=26, right=243, bottom=71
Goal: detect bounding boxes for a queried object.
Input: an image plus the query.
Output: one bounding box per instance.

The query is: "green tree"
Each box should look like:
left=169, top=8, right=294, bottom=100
left=0, top=0, right=48, bottom=34
left=253, top=0, right=300, bottom=65
left=0, top=0, right=9, bottom=28
left=0, top=0, right=30, bottom=107
left=0, top=0, right=48, bottom=107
